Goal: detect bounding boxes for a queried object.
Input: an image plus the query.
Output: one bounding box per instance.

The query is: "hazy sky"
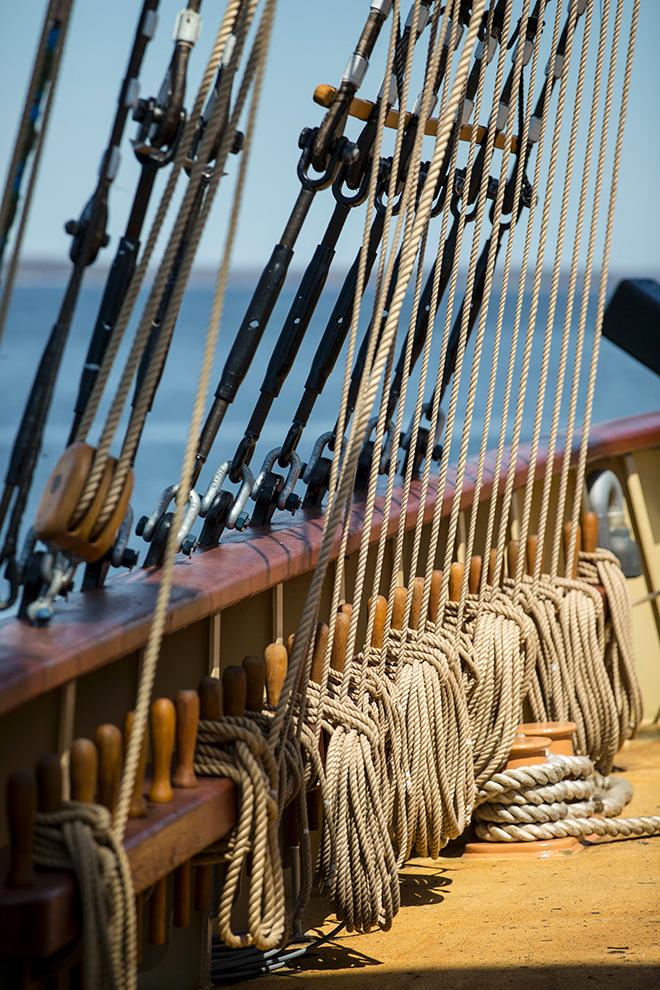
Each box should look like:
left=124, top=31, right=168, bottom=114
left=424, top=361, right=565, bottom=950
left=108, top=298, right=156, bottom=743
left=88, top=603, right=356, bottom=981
left=1, top=0, right=658, bottom=273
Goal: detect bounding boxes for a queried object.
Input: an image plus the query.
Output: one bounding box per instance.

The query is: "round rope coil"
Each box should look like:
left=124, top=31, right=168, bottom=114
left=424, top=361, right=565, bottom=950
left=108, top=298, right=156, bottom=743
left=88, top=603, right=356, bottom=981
left=473, top=753, right=660, bottom=843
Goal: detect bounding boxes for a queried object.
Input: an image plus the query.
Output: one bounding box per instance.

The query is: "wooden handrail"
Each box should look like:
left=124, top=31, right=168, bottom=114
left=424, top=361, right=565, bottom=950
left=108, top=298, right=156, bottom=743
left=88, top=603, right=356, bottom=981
left=0, top=775, right=236, bottom=959
left=0, top=412, right=657, bottom=717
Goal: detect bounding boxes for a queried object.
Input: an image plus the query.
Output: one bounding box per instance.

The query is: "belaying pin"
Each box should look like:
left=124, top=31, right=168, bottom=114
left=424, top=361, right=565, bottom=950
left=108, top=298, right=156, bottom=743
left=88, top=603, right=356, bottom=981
left=34, top=443, right=133, bottom=562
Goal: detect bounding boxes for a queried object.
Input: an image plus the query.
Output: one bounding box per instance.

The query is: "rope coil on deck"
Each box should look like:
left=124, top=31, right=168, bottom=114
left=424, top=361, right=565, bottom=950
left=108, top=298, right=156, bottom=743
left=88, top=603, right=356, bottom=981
left=473, top=754, right=660, bottom=843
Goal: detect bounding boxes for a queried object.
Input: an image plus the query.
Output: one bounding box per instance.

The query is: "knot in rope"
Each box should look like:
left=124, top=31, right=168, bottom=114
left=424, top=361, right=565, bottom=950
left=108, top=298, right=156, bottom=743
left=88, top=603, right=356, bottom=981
left=33, top=801, right=137, bottom=990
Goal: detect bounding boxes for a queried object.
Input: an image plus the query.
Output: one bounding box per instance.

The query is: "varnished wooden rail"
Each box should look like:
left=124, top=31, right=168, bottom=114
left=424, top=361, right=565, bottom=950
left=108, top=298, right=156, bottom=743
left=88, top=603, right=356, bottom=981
left=0, top=412, right=657, bottom=717
left=0, top=775, right=236, bottom=959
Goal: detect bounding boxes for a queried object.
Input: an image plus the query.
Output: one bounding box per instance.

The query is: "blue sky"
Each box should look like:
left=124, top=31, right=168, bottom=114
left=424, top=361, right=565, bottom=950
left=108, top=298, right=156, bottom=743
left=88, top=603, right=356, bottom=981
left=1, top=0, right=658, bottom=273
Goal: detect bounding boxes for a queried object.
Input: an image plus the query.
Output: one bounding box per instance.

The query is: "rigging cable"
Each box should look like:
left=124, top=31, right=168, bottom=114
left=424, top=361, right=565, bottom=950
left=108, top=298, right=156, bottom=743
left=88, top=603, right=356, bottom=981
left=0, top=0, right=75, bottom=343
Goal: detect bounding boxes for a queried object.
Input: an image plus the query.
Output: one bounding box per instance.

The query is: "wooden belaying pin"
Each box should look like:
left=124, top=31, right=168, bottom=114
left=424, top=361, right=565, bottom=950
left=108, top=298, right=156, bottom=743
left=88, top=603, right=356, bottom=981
left=526, top=534, right=543, bottom=576
left=429, top=570, right=443, bottom=623
left=172, top=690, right=199, bottom=789
left=449, top=562, right=464, bottom=603
left=149, top=698, right=175, bottom=804
left=391, top=586, right=408, bottom=631
left=286, top=633, right=296, bottom=658
left=338, top=602, right=353, bottom=620
left=507, top=540, right=520, bottom=580
left=70, top=738, right=97, bottom=803
left=409, top=577, right=425, bottom=631
left=310, top=622, right=329, bottom=685
left=173, top=862, right=191, bottom=929
left=487, top=549, right=498, bottom=586
left=95, top=724, right=122, bottom=813
left=36, top=753, right=63, bottom=814
left=581, top=512, right=599, bottom=554
left=194, top=675, right=222, bottom=914
left=468, top=556, right=482, bottom=595
left=5, top=770, right=36, bottom=887
left=222, top=666, right=247, bottom=717
left=370, top=595, right=388, bottom=648
left=563, top=522, right=581, bottom=579
left=148, top=875, right=169, bottom=946
left=198, top=675, right=222, bottom=721
left=124, top=710, right=148, bottom=818
left=264, top=643, right=288, bottom=708
left=331, top=610, right=350, bottom=673
left=243, top=656, right=266, bottom=712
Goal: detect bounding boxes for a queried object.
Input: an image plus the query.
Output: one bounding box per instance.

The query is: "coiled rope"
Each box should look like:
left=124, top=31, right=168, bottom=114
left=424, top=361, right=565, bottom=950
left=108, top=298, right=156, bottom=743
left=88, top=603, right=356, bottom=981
left=473, top=754, right=660, bottom=843
left=33, top=801, right=136, bottom=990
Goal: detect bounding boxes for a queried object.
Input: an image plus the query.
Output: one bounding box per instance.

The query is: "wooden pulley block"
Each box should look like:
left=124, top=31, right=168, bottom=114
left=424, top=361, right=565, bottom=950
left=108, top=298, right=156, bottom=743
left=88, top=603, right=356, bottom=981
left=34, top=442, right=134, bottom=562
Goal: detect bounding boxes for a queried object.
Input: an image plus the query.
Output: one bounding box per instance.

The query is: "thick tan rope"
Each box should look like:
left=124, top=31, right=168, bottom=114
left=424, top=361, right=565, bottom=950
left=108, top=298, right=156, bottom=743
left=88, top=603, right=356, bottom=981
left=564, top=0, right=638, bottom=566
left=578, top=549, right=643, bottom=741
left=473, top=754, right=660, bottom=842
left=71, top=0, right=247, bottom=523
left=34, top=801, right=136, bottom=990
left=114, top=0, right=277, bottom=843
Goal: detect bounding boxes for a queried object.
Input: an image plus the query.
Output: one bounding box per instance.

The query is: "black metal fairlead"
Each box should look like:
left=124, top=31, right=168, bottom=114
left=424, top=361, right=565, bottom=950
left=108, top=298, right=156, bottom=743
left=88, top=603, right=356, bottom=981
left=0, top=0, right=162, bottom=609
left=68, top=0, right=204, bottom=443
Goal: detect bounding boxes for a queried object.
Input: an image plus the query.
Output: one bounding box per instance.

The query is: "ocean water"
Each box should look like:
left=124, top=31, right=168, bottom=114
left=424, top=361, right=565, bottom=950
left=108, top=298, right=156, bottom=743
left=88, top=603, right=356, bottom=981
left=0, top=278, right=658, bottom=550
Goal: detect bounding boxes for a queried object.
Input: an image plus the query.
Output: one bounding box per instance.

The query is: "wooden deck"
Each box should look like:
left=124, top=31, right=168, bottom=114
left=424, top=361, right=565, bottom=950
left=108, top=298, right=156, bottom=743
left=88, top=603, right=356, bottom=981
left=261, top=726, right=660, bottom=989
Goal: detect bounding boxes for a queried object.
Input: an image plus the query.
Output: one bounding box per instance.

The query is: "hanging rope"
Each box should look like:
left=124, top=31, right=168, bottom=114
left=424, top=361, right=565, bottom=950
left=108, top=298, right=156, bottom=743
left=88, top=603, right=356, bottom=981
left=33, top=801, right=137, bottom=990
